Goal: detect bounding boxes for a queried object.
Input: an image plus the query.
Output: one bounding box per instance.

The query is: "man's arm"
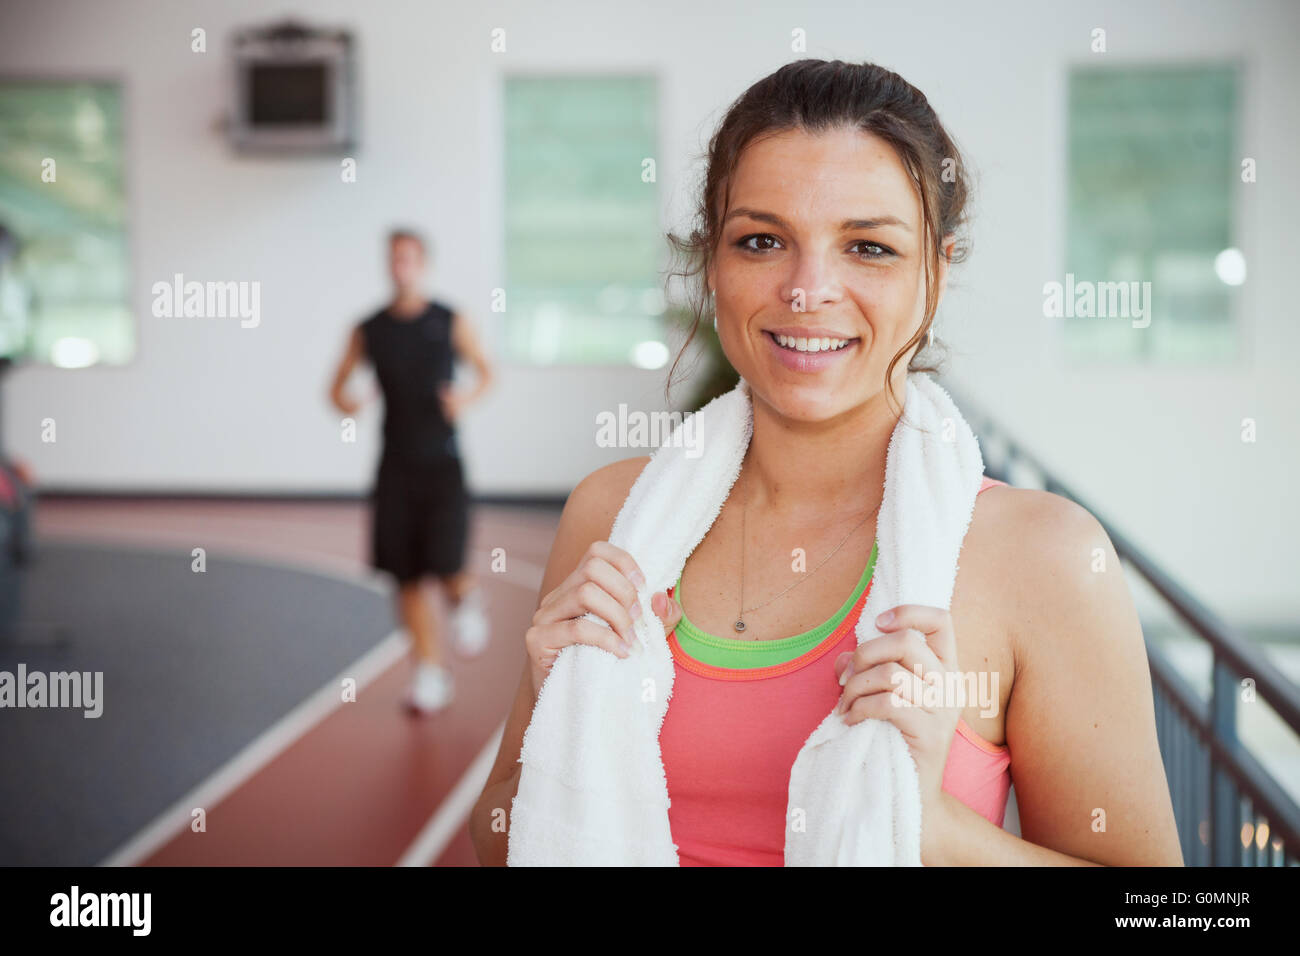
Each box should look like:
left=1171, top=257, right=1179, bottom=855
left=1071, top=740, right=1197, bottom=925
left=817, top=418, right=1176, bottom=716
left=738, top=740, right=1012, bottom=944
left=448, top=310, right=495, bottom=407
left=328, top=324, right=365, bottom=415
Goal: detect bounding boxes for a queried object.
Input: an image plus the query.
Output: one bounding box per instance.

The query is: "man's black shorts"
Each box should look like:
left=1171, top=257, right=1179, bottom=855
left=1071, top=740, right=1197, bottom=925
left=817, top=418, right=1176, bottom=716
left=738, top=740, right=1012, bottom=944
left=369, top=454, right=469, bottom=584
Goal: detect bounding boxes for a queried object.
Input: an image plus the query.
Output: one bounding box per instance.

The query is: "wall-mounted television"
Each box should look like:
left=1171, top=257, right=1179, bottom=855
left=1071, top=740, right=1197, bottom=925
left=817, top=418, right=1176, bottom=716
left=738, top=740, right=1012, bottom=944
left=229, top=19, right=357, bottom=153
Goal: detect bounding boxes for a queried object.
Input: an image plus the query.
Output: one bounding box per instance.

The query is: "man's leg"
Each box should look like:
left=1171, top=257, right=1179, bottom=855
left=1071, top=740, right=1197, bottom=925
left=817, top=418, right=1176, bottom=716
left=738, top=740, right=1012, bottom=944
left=400, top=574, right=454, bottom=713
left=438, top=569, right=489, bottom=656
left=430, top=455, right=486, bottom=655
left=398, top=576, right=443, bottom=667
left=438, top=569, right=478, bottom=607
left=374, top=459, right=452, bottom=712
left=373, top=459, right=444, bottom=666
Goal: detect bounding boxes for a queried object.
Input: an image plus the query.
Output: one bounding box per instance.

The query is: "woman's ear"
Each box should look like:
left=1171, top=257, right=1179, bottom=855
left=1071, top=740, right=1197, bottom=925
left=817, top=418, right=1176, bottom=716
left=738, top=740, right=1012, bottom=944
left=935, top=233, right=957, bottom=302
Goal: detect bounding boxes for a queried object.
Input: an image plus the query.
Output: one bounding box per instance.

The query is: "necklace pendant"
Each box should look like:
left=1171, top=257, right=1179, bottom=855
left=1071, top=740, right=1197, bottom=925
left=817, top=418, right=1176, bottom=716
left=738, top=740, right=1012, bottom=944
left=734, top=620, right=746, bottom=633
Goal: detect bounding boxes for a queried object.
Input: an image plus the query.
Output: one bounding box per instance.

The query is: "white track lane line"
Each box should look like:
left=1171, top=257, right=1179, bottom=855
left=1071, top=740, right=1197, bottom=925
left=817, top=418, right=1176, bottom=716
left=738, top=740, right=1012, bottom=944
left=396, top=721, right=506, bottom=867
left=97, top=547, right=548, bottom=867
left=98, top=628, right=408, bottom=867
left=396, top=557, right=546, bottom=867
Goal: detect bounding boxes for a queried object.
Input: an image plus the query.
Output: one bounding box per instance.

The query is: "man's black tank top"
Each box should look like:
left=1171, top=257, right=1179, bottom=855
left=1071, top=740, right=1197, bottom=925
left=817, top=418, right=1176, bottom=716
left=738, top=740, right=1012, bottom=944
left=360, top=300, right=459, bottom=464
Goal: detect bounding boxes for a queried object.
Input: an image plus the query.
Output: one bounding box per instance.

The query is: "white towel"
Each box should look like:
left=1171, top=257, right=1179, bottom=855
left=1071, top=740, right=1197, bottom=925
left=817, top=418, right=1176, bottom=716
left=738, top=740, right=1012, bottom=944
left=507, top=371, right=985, bottom=866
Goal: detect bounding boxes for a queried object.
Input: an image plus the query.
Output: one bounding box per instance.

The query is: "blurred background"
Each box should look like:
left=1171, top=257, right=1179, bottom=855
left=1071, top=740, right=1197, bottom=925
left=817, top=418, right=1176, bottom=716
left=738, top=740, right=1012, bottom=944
left=0, top=0, right=1296, bottom=867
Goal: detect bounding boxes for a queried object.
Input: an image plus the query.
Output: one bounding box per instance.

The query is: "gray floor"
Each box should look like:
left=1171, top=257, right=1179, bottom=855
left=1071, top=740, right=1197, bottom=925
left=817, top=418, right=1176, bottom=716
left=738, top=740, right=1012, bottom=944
left=0, top=540, right=391, bottom=865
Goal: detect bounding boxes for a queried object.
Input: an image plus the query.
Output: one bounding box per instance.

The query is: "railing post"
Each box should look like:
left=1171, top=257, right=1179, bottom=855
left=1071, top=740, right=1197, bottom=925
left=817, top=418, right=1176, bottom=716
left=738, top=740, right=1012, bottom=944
left=1210, top=655, right=1239, bottom=865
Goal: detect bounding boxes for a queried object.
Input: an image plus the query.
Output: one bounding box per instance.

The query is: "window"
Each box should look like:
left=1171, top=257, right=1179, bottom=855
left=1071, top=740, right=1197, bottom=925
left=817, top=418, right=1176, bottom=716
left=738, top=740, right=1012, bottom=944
left=1063, top=64, right=1240, bottom=363
left=503, top=75, right=664, bottom=365
left=0, top=80, right=133, bottom=367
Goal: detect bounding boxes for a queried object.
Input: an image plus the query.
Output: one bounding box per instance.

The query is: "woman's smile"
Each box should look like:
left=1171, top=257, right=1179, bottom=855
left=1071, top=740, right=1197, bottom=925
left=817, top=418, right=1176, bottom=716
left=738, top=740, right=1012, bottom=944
left=761, top=327, right=862, bottom=373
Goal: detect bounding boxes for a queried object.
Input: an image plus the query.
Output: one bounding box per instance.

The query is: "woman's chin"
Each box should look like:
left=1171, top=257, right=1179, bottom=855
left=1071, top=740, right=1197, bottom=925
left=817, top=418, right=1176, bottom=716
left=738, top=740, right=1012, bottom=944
left=751, top=380, right=858, bottom=423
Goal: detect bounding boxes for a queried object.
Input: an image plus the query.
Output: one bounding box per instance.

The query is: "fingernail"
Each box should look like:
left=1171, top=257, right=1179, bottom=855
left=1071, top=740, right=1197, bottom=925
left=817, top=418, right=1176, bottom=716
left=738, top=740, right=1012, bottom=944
left=632, top=569, right=647, bottom=589
left=630, top=600, right=643, bottom=620
left=838, top=664, right=851, bottom=687
left=876, top=610, right=894, bottom=627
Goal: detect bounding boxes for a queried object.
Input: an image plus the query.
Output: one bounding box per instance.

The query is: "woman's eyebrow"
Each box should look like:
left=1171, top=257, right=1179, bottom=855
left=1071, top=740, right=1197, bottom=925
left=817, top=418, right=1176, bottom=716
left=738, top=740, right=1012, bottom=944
left=725, top=207, right=911, bottom=233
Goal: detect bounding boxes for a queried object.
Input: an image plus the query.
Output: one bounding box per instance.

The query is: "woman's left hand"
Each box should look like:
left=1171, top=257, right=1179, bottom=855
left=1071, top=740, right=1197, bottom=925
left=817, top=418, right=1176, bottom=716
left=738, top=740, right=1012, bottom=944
left=833, top=605, right=963, bottom=846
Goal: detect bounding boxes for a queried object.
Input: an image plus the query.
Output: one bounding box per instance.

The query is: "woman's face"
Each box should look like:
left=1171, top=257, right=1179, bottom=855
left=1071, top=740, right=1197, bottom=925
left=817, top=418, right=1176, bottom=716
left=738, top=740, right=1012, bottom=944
left=708, top=124, right=948, bottom=422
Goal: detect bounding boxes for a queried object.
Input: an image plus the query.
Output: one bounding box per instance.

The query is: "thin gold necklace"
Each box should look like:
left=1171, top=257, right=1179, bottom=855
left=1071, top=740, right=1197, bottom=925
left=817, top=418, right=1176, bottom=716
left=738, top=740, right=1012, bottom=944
left=735, top=473, right=880, bottom=633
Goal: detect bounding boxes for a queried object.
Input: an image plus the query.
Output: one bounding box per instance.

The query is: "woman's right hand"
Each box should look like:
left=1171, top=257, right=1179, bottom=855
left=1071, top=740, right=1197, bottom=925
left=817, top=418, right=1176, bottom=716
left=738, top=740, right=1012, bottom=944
left=524, top=540, right=681, bottom=700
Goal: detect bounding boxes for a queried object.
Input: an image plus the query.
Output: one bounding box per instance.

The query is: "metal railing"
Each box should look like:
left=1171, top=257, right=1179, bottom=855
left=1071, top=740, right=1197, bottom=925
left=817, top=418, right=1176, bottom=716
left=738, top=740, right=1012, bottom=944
left=947, top=381, right=1300, bottom=866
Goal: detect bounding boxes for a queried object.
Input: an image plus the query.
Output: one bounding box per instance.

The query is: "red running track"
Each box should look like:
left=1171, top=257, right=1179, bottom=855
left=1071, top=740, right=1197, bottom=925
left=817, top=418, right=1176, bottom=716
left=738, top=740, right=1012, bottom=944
left=37, top=497, right=558, bottom=867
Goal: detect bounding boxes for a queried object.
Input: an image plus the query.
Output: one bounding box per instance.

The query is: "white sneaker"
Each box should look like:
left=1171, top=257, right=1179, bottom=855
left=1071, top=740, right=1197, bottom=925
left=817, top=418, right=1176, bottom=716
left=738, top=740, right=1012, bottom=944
left=451, top=589, right=490, bottom=658
left=407, top=662, right=454, bottom=714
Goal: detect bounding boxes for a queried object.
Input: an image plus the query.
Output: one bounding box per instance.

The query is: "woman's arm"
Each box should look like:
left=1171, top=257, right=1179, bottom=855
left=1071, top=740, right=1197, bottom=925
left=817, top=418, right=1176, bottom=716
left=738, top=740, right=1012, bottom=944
left=469, top=455, right=651, bottom=866
left=927, top=491, right=1183, bottom=866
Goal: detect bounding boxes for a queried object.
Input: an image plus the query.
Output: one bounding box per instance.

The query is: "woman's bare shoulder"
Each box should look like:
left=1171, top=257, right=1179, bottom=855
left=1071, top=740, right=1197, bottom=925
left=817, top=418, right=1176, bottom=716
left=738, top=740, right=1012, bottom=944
left=543, top=456, right=654, bottom=586
left=971, top=483, right=1121, bottom=656
left=975, top=481, right=1090, bottom=531
left=566, top=455, right=654, bottom=529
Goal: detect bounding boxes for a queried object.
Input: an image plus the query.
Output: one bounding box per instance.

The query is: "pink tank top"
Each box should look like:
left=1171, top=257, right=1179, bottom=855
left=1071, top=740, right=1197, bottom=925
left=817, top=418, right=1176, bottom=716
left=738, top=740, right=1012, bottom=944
left=659, top=476, right=1012, bottom=866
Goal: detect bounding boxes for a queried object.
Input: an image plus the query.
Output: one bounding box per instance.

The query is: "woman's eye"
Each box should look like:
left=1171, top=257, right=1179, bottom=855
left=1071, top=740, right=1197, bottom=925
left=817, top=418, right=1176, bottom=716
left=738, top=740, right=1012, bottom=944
left=738, top=233, right=781, bottom=253
left=852, top=241, right=894, bottom=259
left=735, top=235, right=893, bottom=258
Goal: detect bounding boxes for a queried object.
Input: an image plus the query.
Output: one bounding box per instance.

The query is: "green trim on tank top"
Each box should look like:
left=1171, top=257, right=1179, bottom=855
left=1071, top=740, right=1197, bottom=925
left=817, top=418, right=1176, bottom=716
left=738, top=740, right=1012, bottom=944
left=672, top=539, right=877, bottom=669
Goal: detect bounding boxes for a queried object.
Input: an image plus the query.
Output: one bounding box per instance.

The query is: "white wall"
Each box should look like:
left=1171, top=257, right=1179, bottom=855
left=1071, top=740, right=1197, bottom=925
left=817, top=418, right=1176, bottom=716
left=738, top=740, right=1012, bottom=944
left=0, top=0, right=1296, bottom=625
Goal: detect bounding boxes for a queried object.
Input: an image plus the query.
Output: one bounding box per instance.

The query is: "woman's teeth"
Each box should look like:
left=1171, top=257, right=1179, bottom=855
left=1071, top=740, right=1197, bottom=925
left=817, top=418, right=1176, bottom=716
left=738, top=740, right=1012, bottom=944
left=773, top=333, right=853, bottom=353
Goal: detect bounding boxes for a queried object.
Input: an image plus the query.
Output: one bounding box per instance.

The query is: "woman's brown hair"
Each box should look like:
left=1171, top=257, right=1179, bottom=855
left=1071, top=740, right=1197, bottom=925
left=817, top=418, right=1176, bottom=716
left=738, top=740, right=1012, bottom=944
left=665, top=59, right=972, bottom=417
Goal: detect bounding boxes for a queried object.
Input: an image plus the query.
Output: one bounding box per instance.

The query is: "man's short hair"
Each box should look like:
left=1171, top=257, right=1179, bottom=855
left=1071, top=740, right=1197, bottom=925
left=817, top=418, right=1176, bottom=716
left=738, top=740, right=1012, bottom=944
left=388, top=228, right=430, bottom=257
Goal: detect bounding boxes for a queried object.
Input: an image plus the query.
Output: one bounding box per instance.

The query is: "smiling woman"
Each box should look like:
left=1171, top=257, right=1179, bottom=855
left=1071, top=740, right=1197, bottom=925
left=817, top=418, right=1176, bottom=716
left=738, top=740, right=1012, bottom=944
left=705, top=123, right=945, bottom=422
left=472, top=59, right=1183, bottom=868
left=665, top=61, right=970, bottom=419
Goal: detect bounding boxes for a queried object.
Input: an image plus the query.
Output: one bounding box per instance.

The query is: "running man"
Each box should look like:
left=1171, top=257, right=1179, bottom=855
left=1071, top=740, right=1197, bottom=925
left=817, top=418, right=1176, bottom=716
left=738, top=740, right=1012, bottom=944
left=329, top=228, right=495, bottom=713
